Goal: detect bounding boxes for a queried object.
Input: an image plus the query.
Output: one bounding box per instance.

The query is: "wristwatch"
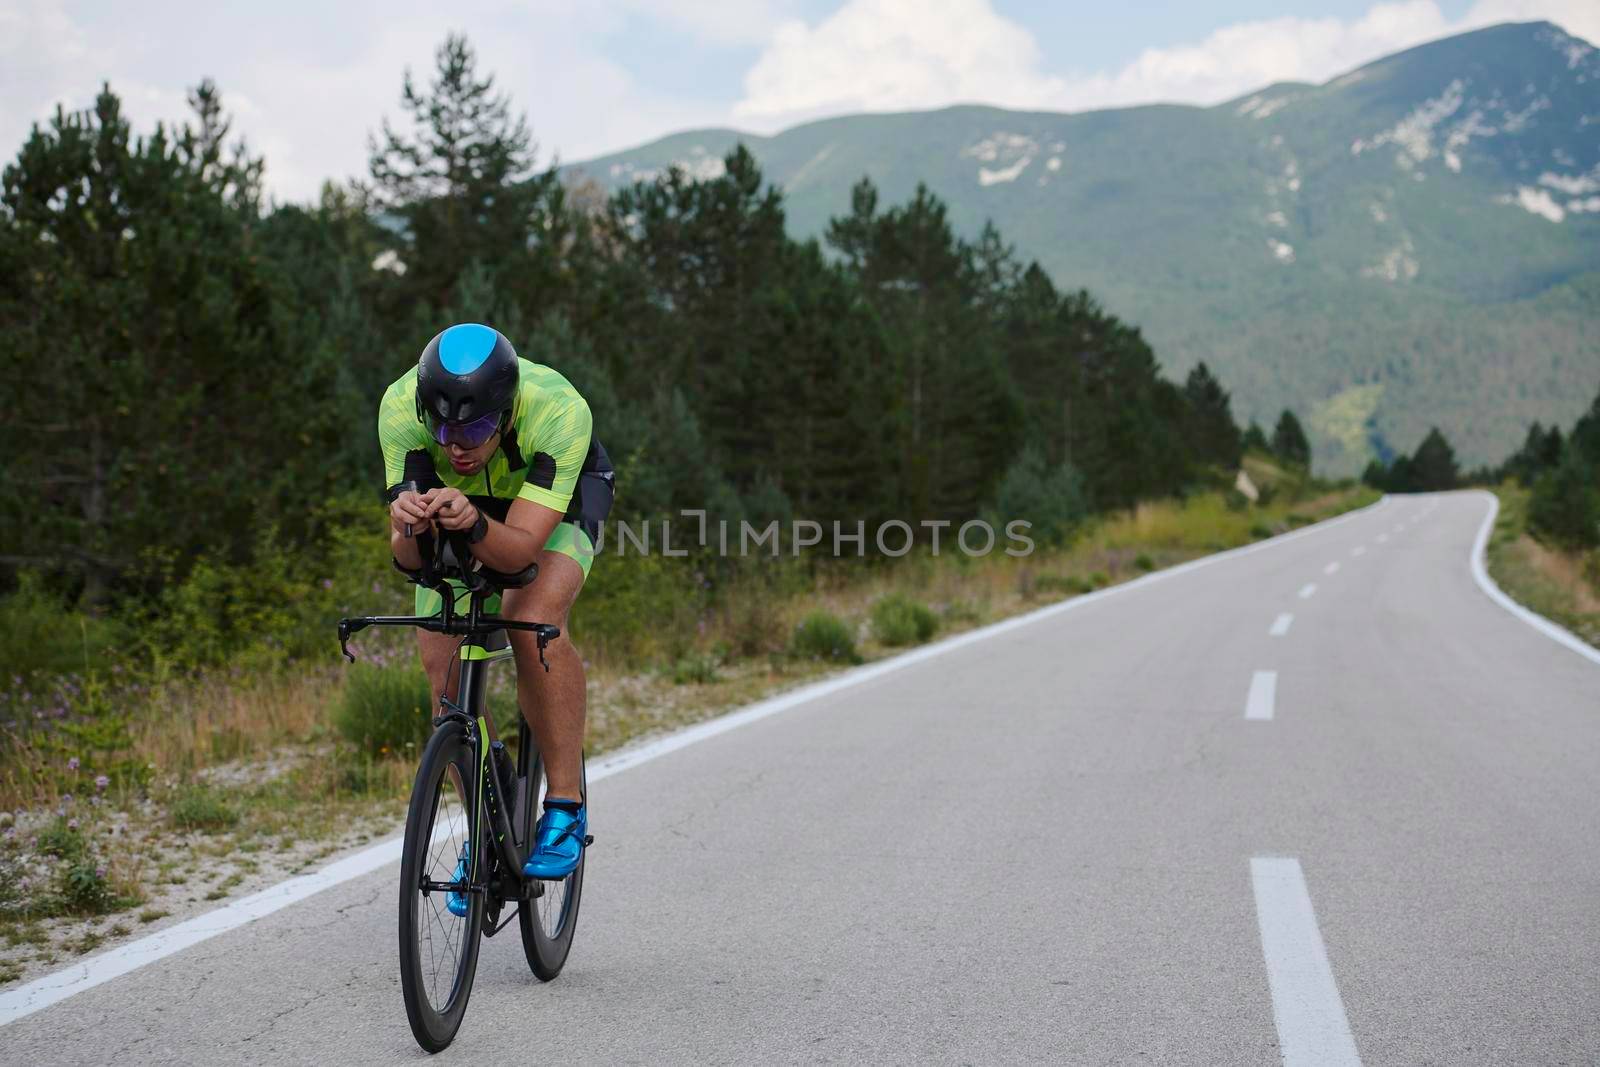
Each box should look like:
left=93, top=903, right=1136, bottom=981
left=466, top=509, right=490, bottom=544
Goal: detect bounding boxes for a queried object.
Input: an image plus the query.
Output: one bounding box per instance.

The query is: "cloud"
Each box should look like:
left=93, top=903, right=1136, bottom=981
left=734, top=0, right=1069, bottom=122
left=0, top=1, right=747, bottom=204
left=733, top=0, right=1600, bottom=129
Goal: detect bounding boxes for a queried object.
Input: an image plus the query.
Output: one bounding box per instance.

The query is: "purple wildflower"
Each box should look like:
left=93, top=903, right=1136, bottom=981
left=67, top=757, right=80, bottom=771
left=321, top=578, right=334, bottom=590
left=67, top=818, right=79, bottom=830
left=95, top=866, right=106, bottom=879
left=95, top=775, right=110, bottom=792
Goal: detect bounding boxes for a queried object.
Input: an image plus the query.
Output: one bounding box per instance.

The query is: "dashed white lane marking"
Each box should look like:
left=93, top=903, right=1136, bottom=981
left=1252, top=857, right=1363, bottom=1067
left=1299, top=583, right=1318, bottom=599
left=1245, top=670, right=1278, bottom=721
left=1270, top=613, right=1294, bottom=637
left=1377, top=534, right=1389, bottom=544
left=1323, top=562, right=1340, bottom=575
left=1350, top=546, right=1365, bottom=557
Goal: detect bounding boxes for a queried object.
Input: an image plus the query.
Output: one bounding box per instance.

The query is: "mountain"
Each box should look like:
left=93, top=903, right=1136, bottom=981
left=563, top=21, right=1600, bottom=474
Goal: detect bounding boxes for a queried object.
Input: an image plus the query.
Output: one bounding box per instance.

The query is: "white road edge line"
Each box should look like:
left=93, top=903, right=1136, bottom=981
left=1324, top=562, right=1340, bottom=575
left=1245, top=670, right=1278, bottom=721
left=1299, top=583, right=1318, bottom=599
left=0, top=496, right=1392, bottom=1027
left=1469, top=490, right=1600, bottom=669
left=1251, top=857, right=1363, bottom=1067
left=1270, top=613, right=1294, bottom=637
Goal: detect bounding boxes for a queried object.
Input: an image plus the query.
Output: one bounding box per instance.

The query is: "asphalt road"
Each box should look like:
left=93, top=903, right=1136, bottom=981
left=3, top=491, right=1597, bottom=1065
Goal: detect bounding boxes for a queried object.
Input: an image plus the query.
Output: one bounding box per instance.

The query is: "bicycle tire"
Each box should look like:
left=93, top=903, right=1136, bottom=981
left=516, top=750, right=586, bottom=981
left=398, top=723, right=486, bottom=1052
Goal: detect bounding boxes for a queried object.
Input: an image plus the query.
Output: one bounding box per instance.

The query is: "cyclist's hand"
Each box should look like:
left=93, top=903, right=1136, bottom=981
left=390, top=491, right=431, bottom=536
left=424, top=488, right=480, bottom=532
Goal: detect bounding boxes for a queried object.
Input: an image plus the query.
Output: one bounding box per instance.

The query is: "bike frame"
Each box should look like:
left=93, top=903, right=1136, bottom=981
left=339, top=562, right=561, bottom=916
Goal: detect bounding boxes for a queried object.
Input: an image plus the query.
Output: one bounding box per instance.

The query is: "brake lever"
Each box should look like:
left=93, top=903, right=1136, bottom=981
left=534, top=624, right=561, bottom=672
left=338, top=617, right=372, bottom=663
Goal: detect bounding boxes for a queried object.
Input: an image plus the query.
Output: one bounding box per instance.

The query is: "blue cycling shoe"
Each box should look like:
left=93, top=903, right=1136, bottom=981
left=522, top=803, right=589, bottom=880
left=445, top=842, right=471, bottom=917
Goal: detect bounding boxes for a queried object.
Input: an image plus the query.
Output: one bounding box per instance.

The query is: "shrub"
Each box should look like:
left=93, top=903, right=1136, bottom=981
left=1529, top=451, right=1600, bottom=549
left=870, top=595, right=939, bottom=647
left=0, top=573, right=129, bottom=684
left=990, top=445, right=1089, bottom=546
left=1249, top=523, right=1273, bottom=540
left=1134, top=553, right=1155, bottom=572
left=790, top=612, right=859, bottom=663
left=169, top=784, right=240, bottom=832
left=671, top=654, right=720, bottom=685
left=37, top=818, right=88, bottom=861
left=1087, top=571, right=1110, bottom=590
left=334, top=662, right=432, bottom=757
left=60, top=860, right=115, bottom=913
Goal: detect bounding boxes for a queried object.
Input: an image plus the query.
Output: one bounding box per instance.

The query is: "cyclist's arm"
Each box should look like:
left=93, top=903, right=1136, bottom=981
left=462, top=388, right=591, bottom=572
left=468, top=496, right=563, bottom=574
left=378, top=376, right=433, bottom=571
left=390, top=494, right=429, bottom=570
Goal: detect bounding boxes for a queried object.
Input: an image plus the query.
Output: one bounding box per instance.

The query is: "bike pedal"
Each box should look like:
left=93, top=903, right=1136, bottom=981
left=583, top=835, right=594, bottom=846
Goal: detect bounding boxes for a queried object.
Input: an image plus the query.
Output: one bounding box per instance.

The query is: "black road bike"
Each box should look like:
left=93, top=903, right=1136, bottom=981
left=339, top=532, right=590, bottom=1053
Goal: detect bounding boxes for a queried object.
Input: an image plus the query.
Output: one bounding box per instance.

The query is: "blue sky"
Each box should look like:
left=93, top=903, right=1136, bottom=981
left=3, top=0, right=1594, bottom=202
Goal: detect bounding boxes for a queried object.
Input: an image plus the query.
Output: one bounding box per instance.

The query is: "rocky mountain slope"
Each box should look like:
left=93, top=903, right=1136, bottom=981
left=565, top=22, right=1600, bottom=472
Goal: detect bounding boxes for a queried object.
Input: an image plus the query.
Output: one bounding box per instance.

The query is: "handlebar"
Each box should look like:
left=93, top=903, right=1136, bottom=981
left=338, top=614, right=561, bottom=670
left=337, top=524, right=560, bottom=669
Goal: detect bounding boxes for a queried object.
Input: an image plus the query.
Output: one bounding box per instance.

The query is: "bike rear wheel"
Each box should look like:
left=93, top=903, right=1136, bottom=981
left=516, top=743, right=586, bottom=981
left=398, top=723, right=485, bottom=1052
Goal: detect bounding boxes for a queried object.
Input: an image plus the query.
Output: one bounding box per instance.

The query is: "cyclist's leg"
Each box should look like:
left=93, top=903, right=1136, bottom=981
left=502, top=525, right=593, bottom=802
left=412, top=579, right=501, bottom=707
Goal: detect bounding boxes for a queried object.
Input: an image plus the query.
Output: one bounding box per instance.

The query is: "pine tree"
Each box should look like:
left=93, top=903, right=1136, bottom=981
left=1183, top=362, right=1243, bottom=469
left=1529, top=447, right=1599, bottom=548
left=1271, top=410, right=1312, bottom=468
left=368, top=34, right=552, bottom=314
left=1409, top=427, right=1460, bottom=490
left=0, top=84, right=356, bottom=603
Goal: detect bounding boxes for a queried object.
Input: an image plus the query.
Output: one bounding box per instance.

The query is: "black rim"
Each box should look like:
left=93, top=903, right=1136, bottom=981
left=399, top=728, right=483, bottom=1051
left=416, top=760, right=474, bottom=1009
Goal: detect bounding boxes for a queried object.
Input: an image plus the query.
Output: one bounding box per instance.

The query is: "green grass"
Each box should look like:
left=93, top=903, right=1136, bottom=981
left=790, top=612, right=860, bottom=664
left=870, top=595, right=940, bottom=647
left=169, top=785, right=240, bottom=832
left=1487, top=483, right=1600, bottom=648
left=333, top=662, right=432, bottom=757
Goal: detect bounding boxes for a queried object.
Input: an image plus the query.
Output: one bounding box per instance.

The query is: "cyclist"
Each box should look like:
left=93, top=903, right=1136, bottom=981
left=379, top=323, right=613, bottom=883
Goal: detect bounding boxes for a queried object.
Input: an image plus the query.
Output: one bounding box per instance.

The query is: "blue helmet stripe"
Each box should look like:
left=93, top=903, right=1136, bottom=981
left=439, top=323, right=498, bottom=374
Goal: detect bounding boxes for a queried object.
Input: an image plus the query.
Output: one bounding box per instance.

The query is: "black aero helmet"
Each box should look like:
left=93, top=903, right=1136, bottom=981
left=415, top=323, right=520, bottom=427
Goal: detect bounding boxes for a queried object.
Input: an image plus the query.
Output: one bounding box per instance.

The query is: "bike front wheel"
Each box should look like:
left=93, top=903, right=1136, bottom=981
left=398, top=723, right=485, bottom=1052
left=517, top=747, right=587, bottom=981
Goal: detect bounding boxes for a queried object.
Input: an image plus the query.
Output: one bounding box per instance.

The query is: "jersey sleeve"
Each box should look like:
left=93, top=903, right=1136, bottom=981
left=516, top=394, right=593, bottom=512
left=377, top=377, right=430, bottom=488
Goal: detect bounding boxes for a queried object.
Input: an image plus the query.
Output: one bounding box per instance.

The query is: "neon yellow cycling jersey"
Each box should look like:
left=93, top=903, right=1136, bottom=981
left=377, top=357, right=593, bottom=517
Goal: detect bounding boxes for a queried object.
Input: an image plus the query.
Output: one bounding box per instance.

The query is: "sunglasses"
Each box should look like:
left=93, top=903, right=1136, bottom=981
left=428, top=411, right=503, bottom=449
